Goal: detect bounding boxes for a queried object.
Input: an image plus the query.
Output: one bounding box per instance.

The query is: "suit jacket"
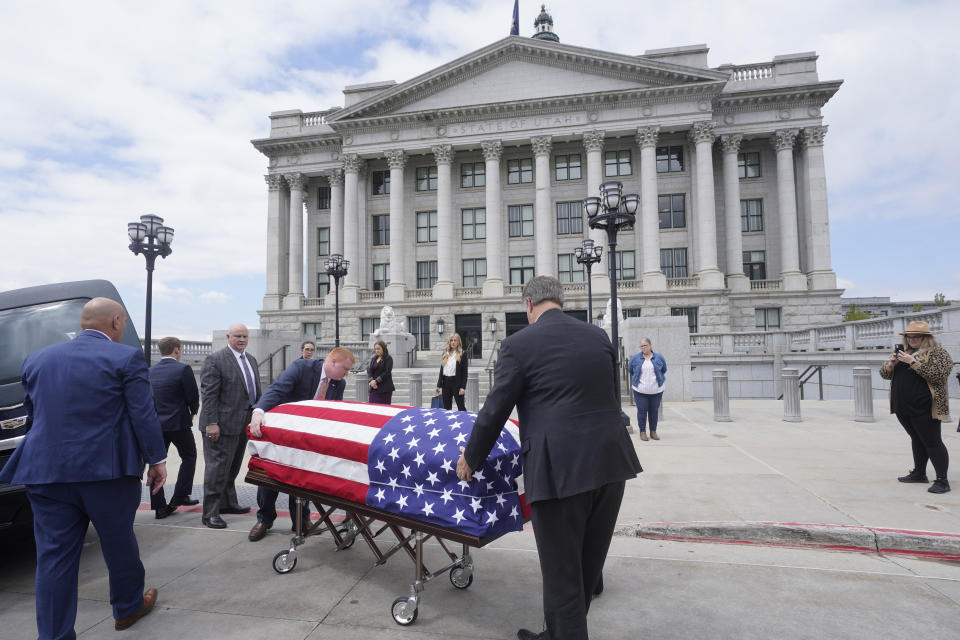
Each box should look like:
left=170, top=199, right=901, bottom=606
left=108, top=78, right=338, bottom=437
left=149, top=357, right=199, bottom=431
left=255, top=358, right=345, bottom=412
left=367, top=354, right=395, bottom=394
left=464, top=308, right=642, bottom=504
left=0, top=330, right=166, bottom=485
left=199, top=347, right=262, bottom=436
left=437, top=354, right=468, bottom=390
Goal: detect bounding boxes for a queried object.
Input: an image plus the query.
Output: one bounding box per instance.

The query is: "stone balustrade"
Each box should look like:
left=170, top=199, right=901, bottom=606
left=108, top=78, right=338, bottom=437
left=667, top=277, right=700, bottom=290
left=358, top=290, right=384, bottom=302
left=728, top=63, right=775, bottom=82
left=302, top=297, right=325, bottom=307
left=750, top=279, right=782, bottom=290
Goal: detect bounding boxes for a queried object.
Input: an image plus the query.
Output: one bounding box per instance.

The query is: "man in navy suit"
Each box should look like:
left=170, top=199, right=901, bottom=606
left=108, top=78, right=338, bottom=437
left=247, top=346, right=355, bottom=541
left=0, top=297, right=168, bottom=638
left=148, top=336, right=200, bottom=518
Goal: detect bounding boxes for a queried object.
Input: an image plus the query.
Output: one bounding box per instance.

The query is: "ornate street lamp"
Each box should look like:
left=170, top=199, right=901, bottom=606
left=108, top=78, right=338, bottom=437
left=583, top=181, right=639, bottom=417
left=324, top=253, right=349, bottom=347
left=574, top=238, right=603, bottom=324
left=127, top=214, right=174, bottom=366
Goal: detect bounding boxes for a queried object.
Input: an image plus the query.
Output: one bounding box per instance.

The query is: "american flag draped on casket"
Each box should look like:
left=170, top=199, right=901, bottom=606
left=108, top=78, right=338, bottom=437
left=247, top=400, right=530, bottom=537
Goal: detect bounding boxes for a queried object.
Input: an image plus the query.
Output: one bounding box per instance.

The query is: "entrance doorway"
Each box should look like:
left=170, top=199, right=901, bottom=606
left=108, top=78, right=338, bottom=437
left=505, top=312, right=529, bottom=337
left=455, top=314, right=482, bottom=360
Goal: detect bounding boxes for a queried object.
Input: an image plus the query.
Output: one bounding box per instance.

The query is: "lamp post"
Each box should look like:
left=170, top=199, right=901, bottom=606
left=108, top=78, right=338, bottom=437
left=324, top=253, right=349, bottom=347
left=583, top=181, right=639, bottom=417
left=574, top=238, right=603, bottom=324
left=127, top=214, right=174, bottom=366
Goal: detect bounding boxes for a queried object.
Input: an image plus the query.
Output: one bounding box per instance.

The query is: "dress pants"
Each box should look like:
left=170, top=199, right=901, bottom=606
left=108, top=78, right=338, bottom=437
left=202, top=431, right=247, bottom=518
left=149, top=428, right=197, bottom=509
left=440, top=377, right=466, bottom=411
left=529, top=481, right=625, bottom=640
left=256, top=487, right=311, bottom=528
left=27, top=477, right=145, bottom=640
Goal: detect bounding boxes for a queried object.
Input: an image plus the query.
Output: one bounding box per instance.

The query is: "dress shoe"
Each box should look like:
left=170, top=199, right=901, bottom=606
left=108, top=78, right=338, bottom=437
left=202, top=515, right=228, bottom=529
left=929, top=479, right=951, bottom=494
left=155, top=504, right=177, bottom=519
left=639, top=431, right=649, bottom=441
left=898, top=469, right=929, bottom=483
left=169, top=496, right=199, bottom=507
left=650, top=431, right=660, bottom=440
left=115, top=588, right=157, bottom=630
left=220, top=505, right=251, bottom=515
left=249, top=521, right=272, bottom=541
left=517, top=629, right=545, bottom=640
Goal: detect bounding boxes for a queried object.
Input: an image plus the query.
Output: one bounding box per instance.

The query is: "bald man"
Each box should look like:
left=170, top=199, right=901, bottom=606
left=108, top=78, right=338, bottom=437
left=0, top=297, right=168, bottom=638
left=198, top=323, right=261, bottom=528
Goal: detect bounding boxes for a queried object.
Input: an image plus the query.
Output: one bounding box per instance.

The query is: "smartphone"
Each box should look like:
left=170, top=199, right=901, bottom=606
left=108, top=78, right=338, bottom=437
left=894, top=343, right=904, bottom=353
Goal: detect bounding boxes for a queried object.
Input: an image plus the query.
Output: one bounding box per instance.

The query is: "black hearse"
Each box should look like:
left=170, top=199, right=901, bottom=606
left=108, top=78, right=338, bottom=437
left=0, top=280, right=141, bottom=532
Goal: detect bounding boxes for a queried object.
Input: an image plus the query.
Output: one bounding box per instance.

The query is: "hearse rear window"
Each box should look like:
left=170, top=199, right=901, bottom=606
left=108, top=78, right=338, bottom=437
left=0, top=299, right=88, bottom=384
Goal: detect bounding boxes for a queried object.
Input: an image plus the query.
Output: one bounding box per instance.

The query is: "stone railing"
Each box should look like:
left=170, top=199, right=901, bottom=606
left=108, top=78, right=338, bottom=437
left=302, top=297, right=325, bottom=307
left=301, top=111, right=328, bottom=127
left=144, top=339, right=212, bottom=365
left=727, top=63, right=775, bottom=82
left=408, top=289, right=433, bottom=299
left=667, top=277, right=700, bottom=290
left=618, top=279, right=642, bottom=290
left=504, top=285, right=523, bottom=295
left=359, top=290, right=384, bottom=302
left=750, top=279, right=782, bottom=291
left=455, top=286, right=483, bottom=298
left=562, top=282, right=588, bottom=293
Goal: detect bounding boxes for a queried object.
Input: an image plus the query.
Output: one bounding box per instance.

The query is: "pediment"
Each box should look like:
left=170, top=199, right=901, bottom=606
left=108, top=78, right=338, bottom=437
left=328, top=37, right=728, bottom=124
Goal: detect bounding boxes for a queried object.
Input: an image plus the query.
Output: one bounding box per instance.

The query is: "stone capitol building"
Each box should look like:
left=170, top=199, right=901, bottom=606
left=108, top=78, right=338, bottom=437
left=252, top=8, right=842, bottom=361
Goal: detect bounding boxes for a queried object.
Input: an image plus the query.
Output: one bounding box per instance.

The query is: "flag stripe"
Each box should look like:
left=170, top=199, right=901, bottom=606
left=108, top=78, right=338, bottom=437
left=250, top=456, right=368, bottom=504
left=262, top=413, right=382, bottom=446
left=270, top=401, right=401, bottom=427
left=256, top=427, right=372, bottom=464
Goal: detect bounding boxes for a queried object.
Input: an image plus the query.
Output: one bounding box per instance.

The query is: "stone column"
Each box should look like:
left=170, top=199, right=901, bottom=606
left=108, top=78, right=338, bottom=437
left=481, top=140, right=505, bottom=297
left=583, top=130, right=610, bottom=295
left=636, top=126, right=666, bottom=291
left=712, top=369, right=732, bottom=422
left=800, top=126, right=837, bottom=290
left=263, top=174, right=285, bottom=310
left=532, top=135, right=555, bottom=278
left=432, top=144, right=456, bottom=299
left=329, top=169, right=344, bottom=256
left=688, top=122, right=724, bottom=289
left=782, top=368, right=801, bottom=422
left=773, top=129, right=806, bottom=291
left=284, top=173, right=305, bottom=308
left=341, top=154, right=363, bottom=300
left=720, top=134, right=749, bottom=293
left=853, top=366, right=875, bottom=422
left=384, top=149, right=408, bottom=301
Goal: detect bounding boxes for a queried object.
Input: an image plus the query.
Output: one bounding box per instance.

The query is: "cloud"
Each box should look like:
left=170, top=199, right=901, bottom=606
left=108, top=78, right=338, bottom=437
left=199, top=291, right=233, bottom=304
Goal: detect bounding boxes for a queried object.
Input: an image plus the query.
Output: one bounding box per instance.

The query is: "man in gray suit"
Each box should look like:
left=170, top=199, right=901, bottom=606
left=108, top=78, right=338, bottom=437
left=199, top=323, right=261, bottom=529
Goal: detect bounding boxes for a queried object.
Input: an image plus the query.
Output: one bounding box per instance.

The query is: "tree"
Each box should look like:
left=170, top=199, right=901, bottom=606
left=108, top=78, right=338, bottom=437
left=934, top=292, right=951, bottom=307
left=843, top=304, right=873, bottom=322
left=913, top=303, right=924, bottom=313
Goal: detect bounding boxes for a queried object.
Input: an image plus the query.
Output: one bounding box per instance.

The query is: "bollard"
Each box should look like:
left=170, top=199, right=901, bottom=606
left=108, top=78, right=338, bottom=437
left=853, top=367, right=875, bottom=423
left=408, top=372, right=423, bottom=408
left=466, top=371, right=480, bottom=412
left=782, top=368, right=801, bottom=422
left=712, top=369, right=732, bottom=422
left=354, top=372, right=370, bottom=403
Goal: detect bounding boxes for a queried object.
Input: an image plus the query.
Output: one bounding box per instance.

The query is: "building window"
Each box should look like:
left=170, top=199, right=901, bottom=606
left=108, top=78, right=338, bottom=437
left=462, top=258, right=487, bottom=286
left=508, top=204, right=534, bottom=237
left=317, top=186, right=331, bottom=210
left=361, top=317, right=380, bottom=342
left=756, top=308, right=781, bottom=330
left=408, top=315, right=430, bottom=351
left=658, top=194, right=686, bottom=229
left=557, top=254, right=585, bottom=283
left=416, top=166, right=437, bottom=191
left=462, top=207, right=486, bottom=240
left=509, top=255, right=535, bottom=285
left=661, top=248, right=688, bottom=278
left=303, top=322, right=322, bottom=339
left=417, top=261, right=438, bottom=289
left=372, top=215, right=390, bottom=246
left=738, top=152, right=761, bottom=179
left=614, top=250, right=636, bottom=280
left=656, top=145, right=684, bottom=173
left=555, top=154, right=581, bottom=181
left=372, top=263, right=390, bottom=291
left=317, top=275, right=329, bottom=297
left=371, top=170, right=390, bottom=195
left=460, top=162, right=485, bottom=188
left=317, top=227, right=330, bottom=256
left=556, top=201, right=583, bottom=235
left=507, top=158, right=533, bottom=184
left=671, top=307, right=699, bottom=333
left=416, top=210, right=438, bottom=243
left=741, top=199, right=763, bottom=232
left=625, top=309, right=642, bottom=319
left=604, top=150, right=631, bottom=177
left=743, top=251, right=767, bottom=280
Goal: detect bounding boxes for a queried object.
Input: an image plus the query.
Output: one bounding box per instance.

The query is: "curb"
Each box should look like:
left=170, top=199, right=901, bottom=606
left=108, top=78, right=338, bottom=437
left=616, top=521, right=960, bottom=560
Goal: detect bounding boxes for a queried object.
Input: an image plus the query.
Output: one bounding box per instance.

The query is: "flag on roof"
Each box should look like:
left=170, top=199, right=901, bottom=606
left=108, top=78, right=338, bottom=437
left=510, top=0, right=520, bottom=36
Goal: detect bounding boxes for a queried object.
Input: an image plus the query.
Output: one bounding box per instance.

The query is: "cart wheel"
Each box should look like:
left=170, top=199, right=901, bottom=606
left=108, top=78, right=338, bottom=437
left=391, top=596, right=418, bottom=625
left=272, top=550, right=298, bottom=574
left=337, top=526, right=356, bottom=550
left=449, top=566, right=473, bottom=589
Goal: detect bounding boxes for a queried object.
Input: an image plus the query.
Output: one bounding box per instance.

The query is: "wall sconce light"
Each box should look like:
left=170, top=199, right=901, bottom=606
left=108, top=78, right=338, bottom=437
left=436, top=318, right=445, bottom=334
left=488, top=317, right=498, bottom=333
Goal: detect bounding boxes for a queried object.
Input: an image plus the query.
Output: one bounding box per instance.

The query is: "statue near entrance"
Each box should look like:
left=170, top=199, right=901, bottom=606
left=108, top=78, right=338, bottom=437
left=602, top=297, right=624, bottom=337
left=371, top=305, right=416, bottom=366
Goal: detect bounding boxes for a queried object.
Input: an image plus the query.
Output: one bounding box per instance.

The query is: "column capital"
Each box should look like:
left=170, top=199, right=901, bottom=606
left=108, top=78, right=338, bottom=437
left=342, top=153, right=364, bottom=174
left=582, top=129, right=605, bottom=152
left=772, top=128, right=800, bottom=152
left=384, top=148, right=407, bottom=169
left=688, top=121, right=716, bottom=145
left=284, top=172, right=306, bottom=190
left=531, top=135, right=552, bottom=157
left=302, top=189, right=312, bottom=208
left=719, top=133, right=743, bottom=155
left=328, top=167, right=344, bottom=186
left=431, top=144, right=455, bottom=165
left=635, top=126, right=660, bottom=149
left=265, top=174, right=283, bottom=190
left=800, top=126, right=828, bottom=149
left=481, top=139, right=503, bottom=162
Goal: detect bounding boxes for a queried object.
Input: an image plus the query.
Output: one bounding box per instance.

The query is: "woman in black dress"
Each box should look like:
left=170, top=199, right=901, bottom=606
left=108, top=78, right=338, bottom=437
left=367, top=340, right=395, bottom=404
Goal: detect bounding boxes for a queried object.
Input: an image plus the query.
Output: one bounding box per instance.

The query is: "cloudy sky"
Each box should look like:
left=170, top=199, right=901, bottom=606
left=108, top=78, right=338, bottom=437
left=1, top=0, right=957, bottom=340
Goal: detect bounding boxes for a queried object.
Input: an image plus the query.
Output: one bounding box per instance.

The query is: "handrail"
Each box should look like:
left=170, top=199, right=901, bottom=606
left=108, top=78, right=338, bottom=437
left=485, top=338, right=502, bottom=388
left=777, top=365, right=826, bottom=400
left=258, top=344, right=290, bottom=384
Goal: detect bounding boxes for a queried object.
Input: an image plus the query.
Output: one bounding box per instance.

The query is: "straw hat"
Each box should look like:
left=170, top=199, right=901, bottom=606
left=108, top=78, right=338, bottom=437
left=900, top=320, right=933, bottom=336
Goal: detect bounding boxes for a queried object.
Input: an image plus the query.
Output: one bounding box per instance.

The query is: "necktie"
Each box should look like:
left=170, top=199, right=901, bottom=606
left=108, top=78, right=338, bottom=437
left=315, top=378, right=329, bottom=400
left=240, top=353, right=257, bottom=405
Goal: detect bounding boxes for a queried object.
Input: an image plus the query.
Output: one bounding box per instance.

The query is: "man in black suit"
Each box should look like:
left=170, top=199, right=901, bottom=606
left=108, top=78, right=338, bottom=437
left=247, top=346, right=355, bottom=541
left=457, top=276, right=642, bottom=640
left=198, top=323, right=261, bottom=529
left=149, top=336, right=200, bottom=518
